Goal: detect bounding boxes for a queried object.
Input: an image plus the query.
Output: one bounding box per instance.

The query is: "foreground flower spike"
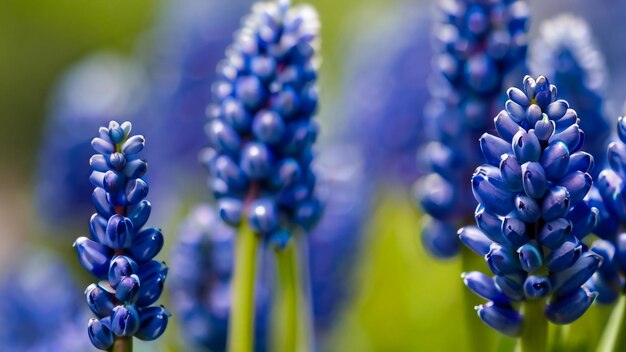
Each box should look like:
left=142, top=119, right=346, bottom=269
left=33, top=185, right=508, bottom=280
left=204, top=0, right=322, bottom=245
left=169, top=204, right=270, bottom=351
left=74, top=121, right=170, bottom=351
left=531, top=14, right=611, bottom=172
left=414, top=0, right=529, bottom=258
left=461, top=76, right=601, bottom=346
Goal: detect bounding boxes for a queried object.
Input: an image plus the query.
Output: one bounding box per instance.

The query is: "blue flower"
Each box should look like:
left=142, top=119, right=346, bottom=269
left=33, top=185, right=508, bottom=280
left=530, top=14, right=612, bottom=172
left=34, top=53, right=147, bottom=232
left=339, top=5, right=431, bottom=186
left=169, top=204, right=270, bottom=352
left=414, top=0, right=530, bottom=258
left=74, top=121, right=170, bottom=350
left=590, top=115, right=626, bottom=303
left=461, top=76, right=602, bottom=335
left=203, top=0, right=322, bottom=244
left=0, top=252, right=92, bottom=351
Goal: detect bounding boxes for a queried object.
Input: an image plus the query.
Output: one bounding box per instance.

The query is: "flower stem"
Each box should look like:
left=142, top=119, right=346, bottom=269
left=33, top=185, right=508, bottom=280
left=111, top=336, right=132, bottom=352
left=597, top=294, right=626, bottom=352
left=275, top=241, right=298, bottom=352
left=520, top=299, right=547, bottom=352
left=228, top=220, right=260, bottom=352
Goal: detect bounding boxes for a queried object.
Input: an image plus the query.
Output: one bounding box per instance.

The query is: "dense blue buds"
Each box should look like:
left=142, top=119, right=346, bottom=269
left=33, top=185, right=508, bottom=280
left=462, top=76, right=601, bottom=334
left=74, top=121, right=169, bottom=350
left=415, top=0, right=529, bottom=258
left=203, top=0, right=322, bottom=245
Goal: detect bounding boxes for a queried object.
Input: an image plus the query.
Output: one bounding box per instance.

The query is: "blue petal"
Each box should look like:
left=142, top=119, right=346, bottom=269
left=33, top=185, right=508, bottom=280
left=476, top=302, right=522, bottom=337
left=514, top=194, right=541, bottom=223
left=462, top=271, right=509, bottom=305
left=136, top=306, right=171, bottom=341
left=240, top=142, right=275, bottom=179
left=248, top=198, right=279, bottom=234
left=458, top=226, right=492, bottom=256
left=109, top=255, right=138, bottom=288
left=546, top=236, right=582, bottom=273
left=499, top=155, right=523, bottom=192
left=421, top=218, right=460, bottom=258
left=546, top=287, right=597, bottom=324
left=541, top=186, right=570, bottom=221
left=111, top=305, right=141, bottom=337
left=115, top=274, right=141, bottom=304
left=252, top=110, right=285, bottom=144
left=74, top=237, right=112, bottom=279
left=129, top=227, right=164, bottom=263
left=550, top=252, right=602, bottom=296
left=501, top=216, right=528, bottom=247
left=521, top=162, right=548, bottom=199
left=517, top=242, right=543, bottom=273
left=539, top=218, right=572, bottom=249
left=88, top=318, right=114, bottom=350
left=217, top=198, right=243, bottom=226
left=513, top=129, right=541, bottom=163
left=86, top=282, right=116, bottom=317
left=137, top=260, right=168, bottom=307
left=523, top=275, right=551, bottom=298
left=539, top=141, right=570, bottom=180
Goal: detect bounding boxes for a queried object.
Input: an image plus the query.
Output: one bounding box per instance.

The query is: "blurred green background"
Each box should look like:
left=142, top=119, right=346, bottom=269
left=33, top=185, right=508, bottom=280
left=1, top=0, right=625, bottom=351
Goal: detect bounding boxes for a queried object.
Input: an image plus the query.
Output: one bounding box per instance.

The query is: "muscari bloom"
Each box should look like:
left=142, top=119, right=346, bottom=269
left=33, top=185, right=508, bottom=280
left=35, top=53, right=147, bottom=231
left=415, top=0, right=530, bottom=258
left=0, top=252, right=92, bottom=352
left=203, top=0, right=322, bottom=244
left=340, top=4, right=431, bottom=186
left=588, top=116, right=626, bottom=304
left=460, top=76, right=602, bottom=336
left=169, top=204, right=270, bottom=352
left=530, top=14, right=612, bottom=170
left=74, top=121, right=170, bottom=350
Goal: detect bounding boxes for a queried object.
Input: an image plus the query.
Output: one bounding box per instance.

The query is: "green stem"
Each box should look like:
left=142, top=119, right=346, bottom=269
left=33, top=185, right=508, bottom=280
left=228, top=220, right=260, bottom=352
left=275, top=241, right=299, bottom=352
left=520, top=299, right=548, bottom=352
left=597, top=294, right=626, bottom=352
left=110, top=336, right=132, bottom=352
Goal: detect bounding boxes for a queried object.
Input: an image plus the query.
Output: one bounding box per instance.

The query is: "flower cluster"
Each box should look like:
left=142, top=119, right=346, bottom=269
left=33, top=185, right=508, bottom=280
left=203, top=0, right=322, bottom=244
left=74, top=121, right=169, bottom=350
left=461, top=76, right=601, bottom=335
left=169, top=204, right=270, bottom=351
left=531, top=14, right=611, bottom=170
left=415, top=0, right=530, bottom=258
left=589, top=116, right=626, bottom=304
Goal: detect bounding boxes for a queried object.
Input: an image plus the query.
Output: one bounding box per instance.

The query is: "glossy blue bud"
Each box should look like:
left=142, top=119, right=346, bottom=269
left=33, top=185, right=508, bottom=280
left=480, top=133, right=510, bottom=165
left=248, top=198, right=279, bottom=234
left=214, top=155, right=247, bottom=189
left=533, top=76, right=552, bottom=108
left=549, top=124, right=581, bottom=153
left=514, top=194, right=541, bottom=223
left=505, top=100, right=526, bottom=123
left=109, top=256, right=138, bottom=288
left=472, top=171, right=514, bottom=215
left=128, top=200, right=151, bottom=229
left=608, top=141, right=626, bottom=177
left=222, top=98, right=251, bottom=132
left=136, top=306, right=171, bottom=341
left=526, top=105, right=543, bottom=128
left=206, top=119, right=241, bottom=155
left=539, top=141, right=569, bottom=180
left=501, top=216, right=527, bottom=247
left=546, top=288, right=597, bottom=324
left=92, top=137, right=115, bottom=155
left=115, top=274, right=140, bottom=304
left=521, top=162, right=548, bottom=199
left=74, top=237, right=112, bottom=279
left=106, top=215, right=134, bottom=249
left=500, top=154, right=523, bottom=192
left=558, top=171, right=592, bottom=205
left=86, top=282, right=116, bottom=317
left=111, top=305, right=141, bottom=337
left=487, top=245, right=521, bottom=275
left=539, top=218, right=571, bottom=249
left=546, top=100, right=568, bottom=120
left=458, top=226, right=492, bottom=256
left=546, top=236, right=582, bottom=272
left=253, top=110, right=285, bottom=144
left=90, top=154, right=109, bottom=172
left=523, top=275, right=551, bottom=298
left=421, top=218, right=460, bottom=258
left=418, top=174, right=456, bottom=218
left=474, top=206, right=507, bottom=244
left=294, top=198, right=323, bottom=231
left=272, top=86, right=299, bottom=118
left=235, top=75, right=266, bottom=110
left=541, top=187, right=570, bottom=221
left=495, top=110, right=522, bottom=142
left=103, top=171, right=124, bottom=193
left=123, top=159, right=147, bottom=179
left=462, top=271, right=509, bottom=305
left=554, top=109, right=577, bottom=131
left=507, top=87, right=530, bottom=107
left=128, top=227, right=164, bottom=263
left=518, top=242, right=543, bottom=273
left=137, top=260, right=168, bottom=307
left=269, top=229, right=292, bottom=250
left=476, top=302, right=522, bottom=337
left=495, top=274, right=525, bottom=301
left=125, top=178, right=149, bottom=205
left=513, top=129, right=541, bottom=163
left=121, top=135, right=145, bottom=155
left=240, top=142, right=274, bottom=179
left=93, top=187, right=115, bottom=218
left=567, top=203, right=598, bottom=240
left=568, top=152, right=593, bottom=174
left=88, top=318, right=114, bottom=350
left=217, top=198, right=243, bottom=226
left=271, top=158, right=301, bottom=189
left=534, top=114, right=555, bottom=142
left=551, top=252, right=601, bottom=296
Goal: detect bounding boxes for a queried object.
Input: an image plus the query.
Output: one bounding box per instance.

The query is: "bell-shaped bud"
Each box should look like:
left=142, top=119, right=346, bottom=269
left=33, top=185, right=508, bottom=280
left=458, top=226, right=492, bottom=256
left=538, top=218, right=571, bottom=249
left=88, top=318, right=114, bottom=350
left=517, top=242, right=543, bottom=273
left=462, top=271, right=509, bottom=305
left=248, top=198, right=279, bottom=234
left=111, top=305, right=141, bottom=337
left=217, top=198, right=243, bottom=226
left=106, top=214, right=134, bottom=249
left=513, top=129, right=541, bottom=163
left=480, top=133, right=510, bottom=165
left=523, top=275, right=551, bottom=298
left=514, top=195, right=541, bottom=223
left=550, top=252, right=601, bottom=296
left=540, top=141, right=570, bottom=180
left=521, top=162, right=548, bottom=199
left=476, top=302, right=522, bottom=337
left=109, top=256, right=138, bottom=288
left=128, top=227, right=164, bottom=263
left=74, top=237, right=112, bottom=279
left=421, top=218, right=460, bottom=258
left=546, top=288, right=597, bottom=324
left=86, top=282, right=116, bottom=317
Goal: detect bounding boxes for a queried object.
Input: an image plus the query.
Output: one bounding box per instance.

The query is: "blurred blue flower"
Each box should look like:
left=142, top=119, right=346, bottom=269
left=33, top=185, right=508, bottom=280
left=530, top=14, right=612, bottom=171
left=339, top=4, right=431, bottom=186
left=74, top=121, right=170, bottom=350
left=415, top=0, right=530, bottom=258
left=34, top=53, right=147, bottom=232
left=0, top=252, right=92, bottom=351
left=461, top=76, right=601, bottom=335
left=203, top=0, right=322, bottom=245
left=169, top=204, right=270, bottom=352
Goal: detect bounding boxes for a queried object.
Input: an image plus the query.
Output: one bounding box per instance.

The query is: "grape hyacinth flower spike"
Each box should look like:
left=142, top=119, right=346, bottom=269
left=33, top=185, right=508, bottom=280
left=460, top=76, right=601, bottom=352
left=415, top=0, right=530, bottom=258
left=74, top=121, right=170, bottom=351
left=203, top=0, right=321, bottom=351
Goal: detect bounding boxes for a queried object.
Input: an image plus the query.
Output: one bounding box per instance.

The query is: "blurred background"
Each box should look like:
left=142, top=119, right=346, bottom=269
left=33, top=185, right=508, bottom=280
left=1, top=0, right=626, bottom=351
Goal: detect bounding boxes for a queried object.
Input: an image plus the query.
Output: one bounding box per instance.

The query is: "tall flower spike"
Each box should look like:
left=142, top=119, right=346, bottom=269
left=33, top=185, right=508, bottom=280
left=414, top=0, right=530, bottom=258
left=461, top=76, right=601, bottom=337
left=204, top=0, right=322, bottom=244
left=74, top=121, right=170, bottom=350
left=530, top=14, right=611, bottom=172
left=169, top=204, right=270, bottom=351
